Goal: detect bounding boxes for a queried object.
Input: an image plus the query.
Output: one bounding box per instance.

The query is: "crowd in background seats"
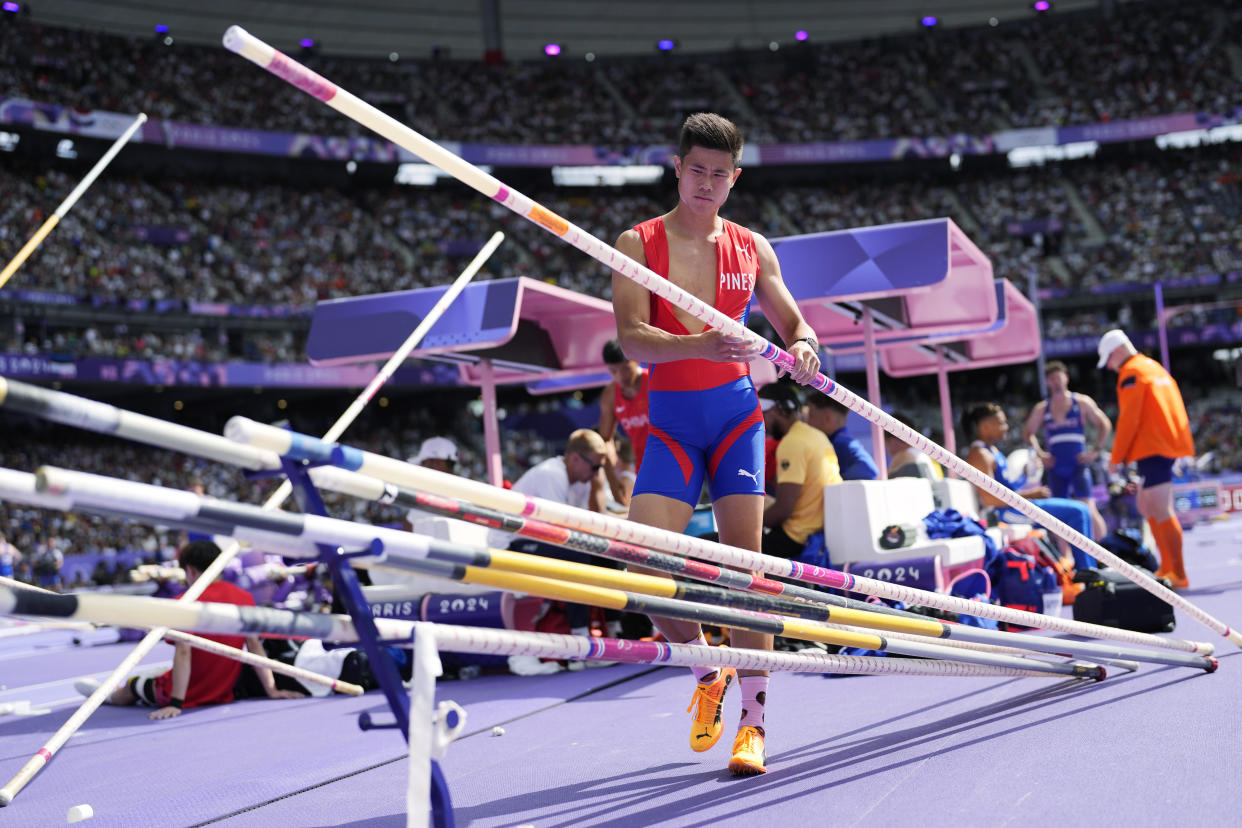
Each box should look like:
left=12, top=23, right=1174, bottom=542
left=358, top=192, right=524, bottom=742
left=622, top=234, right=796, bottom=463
left=2, top=141, right=1241, bottom=328
left=3, top=3, right=1239, bottom=144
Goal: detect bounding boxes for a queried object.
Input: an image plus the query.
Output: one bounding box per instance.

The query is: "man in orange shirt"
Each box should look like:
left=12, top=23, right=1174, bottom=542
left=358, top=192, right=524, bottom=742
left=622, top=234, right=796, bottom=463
left=1098, top=330, right=1195, bottom=588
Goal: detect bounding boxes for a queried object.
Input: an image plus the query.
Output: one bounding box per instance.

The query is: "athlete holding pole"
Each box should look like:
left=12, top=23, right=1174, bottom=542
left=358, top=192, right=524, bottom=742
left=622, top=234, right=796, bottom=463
left=612, top=113, right=820, bottom=776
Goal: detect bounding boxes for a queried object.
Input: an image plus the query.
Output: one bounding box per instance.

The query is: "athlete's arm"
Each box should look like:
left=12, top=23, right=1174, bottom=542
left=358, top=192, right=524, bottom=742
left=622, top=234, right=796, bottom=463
left=587, top=468, right=610, bottom=514
left=601, top=441, right=630, bottom=507
left=246, top=635, right=306, bottom=699
left=965, top=444, right=1008, bottom=508
left=752, top=233, right=819, bottom=385
left=763, top=483, right=800, bottom=527
left=1021, top=402, right=1053, bottom=468
left=1076, top=393, right=1113, bottom=461
left=611, top=230, right=751, bottom=364
left=150, top=641, right=192, bottom=720
left=598, top=381, right=617, bottom=442
left=1020, top=401, right=1045, bottom=449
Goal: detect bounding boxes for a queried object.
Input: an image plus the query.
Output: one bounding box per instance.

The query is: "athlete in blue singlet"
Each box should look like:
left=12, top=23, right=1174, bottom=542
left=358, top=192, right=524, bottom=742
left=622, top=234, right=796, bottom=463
left=612, top=113, right=820, bottom=777
left=1021, top=361, right=1112, bottom=540
left=965, top=403, right=1097, bottom=569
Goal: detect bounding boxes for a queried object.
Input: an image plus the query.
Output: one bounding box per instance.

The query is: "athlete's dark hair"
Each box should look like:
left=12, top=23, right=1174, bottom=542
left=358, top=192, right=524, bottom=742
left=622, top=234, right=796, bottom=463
left=960, top=402, right=1004, bottom=440
left=1044, top=360, right=1069, bottom=376
left=602, top=339, right=627, bottom=365
left=806, top=394, right=847, bottom=417
left=178, top=539, right=222, bottom=575
left=678, top=113, right=744, bottom=166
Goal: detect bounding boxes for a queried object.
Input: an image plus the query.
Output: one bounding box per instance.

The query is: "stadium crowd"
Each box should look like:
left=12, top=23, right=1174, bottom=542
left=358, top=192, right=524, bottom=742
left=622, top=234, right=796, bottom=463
left=2, top=2, right=1239, bottom=144
left=1, top=140, right=1240, bottom=322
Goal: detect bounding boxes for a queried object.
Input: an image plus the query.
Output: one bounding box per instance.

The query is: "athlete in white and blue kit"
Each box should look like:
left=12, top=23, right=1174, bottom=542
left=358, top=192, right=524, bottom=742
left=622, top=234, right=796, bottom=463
left=1021, top=361, right=1111, bottom=540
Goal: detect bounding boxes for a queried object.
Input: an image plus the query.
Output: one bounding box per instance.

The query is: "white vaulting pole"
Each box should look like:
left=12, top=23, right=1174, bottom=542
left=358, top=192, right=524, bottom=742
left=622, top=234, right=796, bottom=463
left=0, top=113, right=148, bottom=291
left=222, top=25, right=1242, bottom=650
left=0, top=587, right=1061, bottom=680
left=320, top=230, right=503, bottom=445
left=0, top=231, right=503, bottom=806
left=162, top=629, right=366, bottom=696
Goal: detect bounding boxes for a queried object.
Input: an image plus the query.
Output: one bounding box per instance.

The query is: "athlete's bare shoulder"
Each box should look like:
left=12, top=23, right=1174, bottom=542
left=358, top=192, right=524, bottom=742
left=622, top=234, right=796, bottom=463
left=614, top=228, right=646, bottom=264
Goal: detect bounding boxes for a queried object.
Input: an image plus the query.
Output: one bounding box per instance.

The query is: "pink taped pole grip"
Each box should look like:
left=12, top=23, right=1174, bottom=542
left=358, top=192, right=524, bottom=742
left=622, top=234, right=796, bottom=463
left=265, top=51, right=338, bottom=102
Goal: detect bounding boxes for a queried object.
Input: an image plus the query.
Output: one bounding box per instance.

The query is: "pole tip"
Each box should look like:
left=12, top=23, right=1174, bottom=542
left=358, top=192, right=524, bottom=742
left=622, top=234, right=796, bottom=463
left=1205, top=657, right=1220, bottom=674
left=222, top=25, right=250, bottom=53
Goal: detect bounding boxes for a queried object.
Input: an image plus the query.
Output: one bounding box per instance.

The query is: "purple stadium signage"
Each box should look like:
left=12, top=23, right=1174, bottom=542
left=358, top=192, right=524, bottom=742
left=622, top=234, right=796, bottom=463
left=0, top=288, right=80, bottom=305
left=1005, top=217, right=1062, bottom=236
left=0, top=99, right=164, bottom=142
left=1056, top=113, right=1204, bottom=144
left=7, top=96, right=1236, bottom=169
left=0, top=289, right=310, bottom=317
left=0, top=353, right=458, bottom=388
left=132, top=225, right=192, bottom=245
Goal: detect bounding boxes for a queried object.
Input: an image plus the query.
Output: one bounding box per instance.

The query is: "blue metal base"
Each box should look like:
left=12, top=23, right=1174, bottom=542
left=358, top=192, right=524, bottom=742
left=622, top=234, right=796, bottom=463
left=280, top=456, right=454, bottom=827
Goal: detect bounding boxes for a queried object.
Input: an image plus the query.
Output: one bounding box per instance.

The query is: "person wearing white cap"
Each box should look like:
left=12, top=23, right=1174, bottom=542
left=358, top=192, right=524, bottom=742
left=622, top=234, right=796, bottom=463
left=412, top=436, right=458, bottom=474
left=1098, top=329, right=1195, bottom=588
left=401, top=437, right=461, bottom=538
left=489, top=429, right=614, bottom=643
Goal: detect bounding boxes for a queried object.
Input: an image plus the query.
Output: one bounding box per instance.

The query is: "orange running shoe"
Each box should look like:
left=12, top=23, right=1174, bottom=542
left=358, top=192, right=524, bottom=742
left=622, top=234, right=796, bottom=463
left=728, top=725, right=768, bottom=776
left=686, top=667, right=736, bottom=752
left=1156, top=571, right=1190, bottom=590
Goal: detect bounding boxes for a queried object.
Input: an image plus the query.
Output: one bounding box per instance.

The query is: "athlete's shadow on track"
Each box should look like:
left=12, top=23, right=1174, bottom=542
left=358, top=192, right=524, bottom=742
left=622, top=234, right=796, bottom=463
left=451, top=664, right=1209, bottom=827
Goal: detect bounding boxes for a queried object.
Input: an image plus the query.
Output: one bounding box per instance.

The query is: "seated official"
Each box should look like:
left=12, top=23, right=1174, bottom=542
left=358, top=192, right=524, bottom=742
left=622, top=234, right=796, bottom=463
left=758, top=383, right=842, bottom=560
left=806, top=395, right=878, bottom=480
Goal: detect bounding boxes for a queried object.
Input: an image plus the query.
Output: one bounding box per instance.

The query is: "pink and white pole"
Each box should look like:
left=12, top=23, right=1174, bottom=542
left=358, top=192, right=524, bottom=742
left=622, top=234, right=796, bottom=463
left=225, top=421, right=1214, bottom=656
left=221, top=26, right=1242, bottom=650
left=0, top=587, right=1063, bottom=681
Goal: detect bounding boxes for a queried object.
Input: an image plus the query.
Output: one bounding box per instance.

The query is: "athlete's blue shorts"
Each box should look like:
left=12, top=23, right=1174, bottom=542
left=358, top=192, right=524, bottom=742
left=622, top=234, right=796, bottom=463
left=633, top=377, right=765, bottom=506
left=1046, top=464, right=1093, bottom=499
left=1135, top=455, right=1176, bottom=487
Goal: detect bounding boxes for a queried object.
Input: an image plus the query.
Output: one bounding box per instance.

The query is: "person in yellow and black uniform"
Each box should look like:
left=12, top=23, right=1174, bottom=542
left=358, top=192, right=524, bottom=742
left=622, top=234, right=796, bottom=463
left=757, top=382, right=842, bottom=560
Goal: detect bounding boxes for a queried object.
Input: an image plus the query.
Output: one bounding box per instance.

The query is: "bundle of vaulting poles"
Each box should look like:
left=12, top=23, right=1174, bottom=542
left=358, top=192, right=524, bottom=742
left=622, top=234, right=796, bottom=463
left=0, top=25, right=1237, bottom=806
left=0, top=379, right=1227, bottom=694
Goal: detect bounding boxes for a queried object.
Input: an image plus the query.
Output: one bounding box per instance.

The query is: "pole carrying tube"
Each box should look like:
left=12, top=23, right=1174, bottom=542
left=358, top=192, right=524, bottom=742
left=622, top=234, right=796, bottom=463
left=222, top=26, right=1242, bottom=650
